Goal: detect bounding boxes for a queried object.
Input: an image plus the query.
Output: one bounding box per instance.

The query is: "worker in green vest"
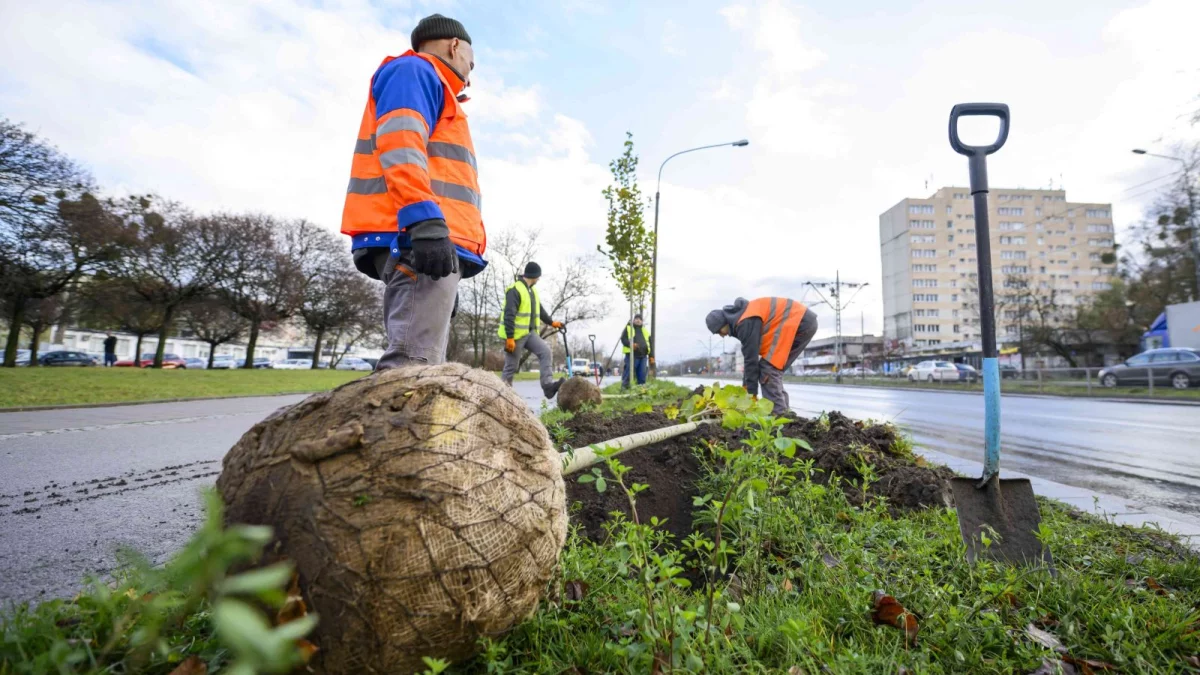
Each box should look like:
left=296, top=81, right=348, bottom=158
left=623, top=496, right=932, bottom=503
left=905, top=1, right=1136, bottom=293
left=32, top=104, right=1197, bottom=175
left=499, top=262, right=565, bottom=398
left=620, top=313, right=652, bottom=388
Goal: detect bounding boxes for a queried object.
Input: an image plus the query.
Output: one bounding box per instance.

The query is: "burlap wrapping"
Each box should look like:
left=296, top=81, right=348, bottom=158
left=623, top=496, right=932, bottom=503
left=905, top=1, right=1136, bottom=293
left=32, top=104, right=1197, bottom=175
left=216, top=363, right=567, bottom=674
left=556, top=376, right=602, bottom=412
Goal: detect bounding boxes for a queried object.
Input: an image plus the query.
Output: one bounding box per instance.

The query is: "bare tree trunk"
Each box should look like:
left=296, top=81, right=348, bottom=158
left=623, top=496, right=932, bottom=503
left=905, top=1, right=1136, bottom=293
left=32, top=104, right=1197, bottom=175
left=243, top=321, right=260, bottom=369
left=206, top=342, right=217, bottom=369
left=134, top=333, right=145, bottom=366
left=4, top=300, right=24, bottom=367
left=153, top=305, right=176, bottom=368
left=26, top=322, right=42, bottom=367
left=311, top=327, right=325, bottom=369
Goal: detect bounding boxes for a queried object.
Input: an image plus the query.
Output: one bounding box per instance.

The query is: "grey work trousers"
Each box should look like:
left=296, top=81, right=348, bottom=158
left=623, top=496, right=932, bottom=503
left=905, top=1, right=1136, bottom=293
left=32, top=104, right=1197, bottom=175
left=760, top=309, right=819, bottom=415
left=501, top=333, right=555, bottom=396
left=375, top=251, right=462, bottom=371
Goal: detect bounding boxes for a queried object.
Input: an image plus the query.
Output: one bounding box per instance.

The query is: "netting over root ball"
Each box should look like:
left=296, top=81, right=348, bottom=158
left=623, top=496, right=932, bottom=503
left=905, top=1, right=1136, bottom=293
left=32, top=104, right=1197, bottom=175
left=216, top=363, right=567, bottom=674
left=556, top=377, right=602, bottom=412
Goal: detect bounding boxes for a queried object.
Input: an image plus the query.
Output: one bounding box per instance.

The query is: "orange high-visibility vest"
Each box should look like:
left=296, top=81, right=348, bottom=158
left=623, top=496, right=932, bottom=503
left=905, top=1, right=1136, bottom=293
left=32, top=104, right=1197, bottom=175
left=738, top=297, right=807, bottom=370
left=340, top=51, right=486, bottom=256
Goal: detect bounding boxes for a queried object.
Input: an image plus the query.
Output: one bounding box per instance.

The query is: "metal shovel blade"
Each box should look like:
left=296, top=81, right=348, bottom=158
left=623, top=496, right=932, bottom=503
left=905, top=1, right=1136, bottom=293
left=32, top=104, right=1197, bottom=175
left=951, top=475, right=1051, bottom=566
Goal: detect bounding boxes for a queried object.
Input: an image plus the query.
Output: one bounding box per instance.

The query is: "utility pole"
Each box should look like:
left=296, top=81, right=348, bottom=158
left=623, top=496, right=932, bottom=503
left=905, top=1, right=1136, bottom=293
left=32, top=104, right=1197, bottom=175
left=806, top=271, right=868, bottom=384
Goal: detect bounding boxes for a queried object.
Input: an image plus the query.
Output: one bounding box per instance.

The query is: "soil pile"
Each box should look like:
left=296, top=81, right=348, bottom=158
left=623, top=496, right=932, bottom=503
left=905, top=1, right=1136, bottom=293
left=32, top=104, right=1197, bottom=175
left=563, top=409, right=954, bottom=545
left=557, top=377, right=603, bottom=412
left=217, top=363, right=567, bottom=674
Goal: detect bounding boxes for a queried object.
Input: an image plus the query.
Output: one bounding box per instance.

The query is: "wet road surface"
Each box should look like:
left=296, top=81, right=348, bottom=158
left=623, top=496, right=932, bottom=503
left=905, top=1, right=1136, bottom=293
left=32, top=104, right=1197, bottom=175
left=0, top=383, right=556, bottom=605
left=677, top=378, right=1200, bottom=518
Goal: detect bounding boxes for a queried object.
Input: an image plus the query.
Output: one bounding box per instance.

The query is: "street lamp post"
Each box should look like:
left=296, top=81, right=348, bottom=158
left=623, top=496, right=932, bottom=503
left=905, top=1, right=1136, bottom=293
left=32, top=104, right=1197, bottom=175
left=650, top=139, right=749, bottom=375
left=1132, top=149, right=1200, bottom=299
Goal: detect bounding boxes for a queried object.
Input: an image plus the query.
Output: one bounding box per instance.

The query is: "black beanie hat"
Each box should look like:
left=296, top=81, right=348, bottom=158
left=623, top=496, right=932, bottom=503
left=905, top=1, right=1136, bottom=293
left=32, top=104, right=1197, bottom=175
left=524, top=262, right=542, bottom=279
left=411, top=14, right=471, bottom=50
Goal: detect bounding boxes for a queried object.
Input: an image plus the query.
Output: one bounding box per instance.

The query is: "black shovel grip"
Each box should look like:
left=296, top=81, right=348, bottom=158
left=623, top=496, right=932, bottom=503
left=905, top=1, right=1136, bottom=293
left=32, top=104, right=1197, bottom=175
left=949, top=103, right=1010, bottom=156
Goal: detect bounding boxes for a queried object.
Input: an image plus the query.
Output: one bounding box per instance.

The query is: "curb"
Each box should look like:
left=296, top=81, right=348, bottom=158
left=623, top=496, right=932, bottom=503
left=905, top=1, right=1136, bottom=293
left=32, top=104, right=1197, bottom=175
left=0, top=391, right=321, bottom=414
left=674, top=376, right=1200, bottom=407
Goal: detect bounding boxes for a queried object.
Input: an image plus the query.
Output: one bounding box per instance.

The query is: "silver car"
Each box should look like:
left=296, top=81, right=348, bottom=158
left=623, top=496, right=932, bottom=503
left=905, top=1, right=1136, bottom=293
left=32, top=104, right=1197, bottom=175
left=908, top=360, right=959, bottom=382
left=1099, top=348, right=1200, bottom=389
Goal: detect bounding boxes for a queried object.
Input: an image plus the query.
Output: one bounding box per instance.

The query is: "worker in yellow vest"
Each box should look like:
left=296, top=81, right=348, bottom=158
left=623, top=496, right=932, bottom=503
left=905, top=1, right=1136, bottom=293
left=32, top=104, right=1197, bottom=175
left=620, top=314, right=652, bottom=388
left=499, top=262, right=565, bottom=398
left=705, top=296, right=818, bottom=413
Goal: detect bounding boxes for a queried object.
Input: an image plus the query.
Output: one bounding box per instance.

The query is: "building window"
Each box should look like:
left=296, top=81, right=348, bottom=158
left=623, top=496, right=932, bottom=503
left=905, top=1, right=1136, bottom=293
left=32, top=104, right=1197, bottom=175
left=953, top=192, right=967, bottom=199
left=997, top=207, right=1024, bottom=215
left=998, top=195, right=1009, bottom=201
left=1086, top=224, right=1112, bottom=233
left=911, top=234, right=936, bottom=243
left=909, top=204, right=935, bottom=215
left=1087, top=238, right=1114, bottom=247
left=1086, top=208, right=1110, bottom=218
left=1091, top=281, right=1112, bottom=290
left=912, top=279, right=938, bottom=288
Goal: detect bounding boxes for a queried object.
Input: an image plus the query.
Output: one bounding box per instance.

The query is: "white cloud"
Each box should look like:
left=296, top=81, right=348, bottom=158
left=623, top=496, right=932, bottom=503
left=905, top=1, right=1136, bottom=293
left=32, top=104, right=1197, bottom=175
left=718, top=4, right=749, bottom=30
left=662, top=19, right=685, bottom=57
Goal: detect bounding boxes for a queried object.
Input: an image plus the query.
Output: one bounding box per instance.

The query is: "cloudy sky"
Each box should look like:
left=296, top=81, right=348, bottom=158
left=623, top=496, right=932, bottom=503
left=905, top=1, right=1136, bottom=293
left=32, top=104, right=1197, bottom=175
left=3, top=0, right=1199, bottom=361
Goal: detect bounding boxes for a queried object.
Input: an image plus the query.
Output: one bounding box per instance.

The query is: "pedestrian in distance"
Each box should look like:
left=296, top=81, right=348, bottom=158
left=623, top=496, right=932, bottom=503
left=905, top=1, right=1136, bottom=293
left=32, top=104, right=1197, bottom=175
left=620, top=314, right=652, bottom=389
left=499, top=262, right=566, bottom=399
left=103, top=333, right=118, bottom=367
left=341, top=13, right=485, bottom=370
left=705, top=297, right=818, bottom=414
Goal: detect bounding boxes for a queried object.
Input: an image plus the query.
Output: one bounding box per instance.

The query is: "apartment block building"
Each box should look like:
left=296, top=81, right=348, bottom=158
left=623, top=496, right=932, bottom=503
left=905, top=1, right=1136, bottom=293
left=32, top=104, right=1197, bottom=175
left=880, top=187, right=1116, bottom=348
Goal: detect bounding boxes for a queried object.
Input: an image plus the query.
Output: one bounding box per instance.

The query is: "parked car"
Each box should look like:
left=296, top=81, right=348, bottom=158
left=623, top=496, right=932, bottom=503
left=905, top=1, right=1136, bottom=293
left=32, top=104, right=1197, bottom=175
left=115, top=353, right=188, bottom=368
left=209, top=356, right=237, bottom=369
left=360, top=357, right=378, bottom=369
left=184, top=357, right=208, bottom=369
left=907, top=360, right=959, bottom=382
left=0, top=349, right=32, bottom=366
left=569, top=359, right=595, bottom=376
left=273, top=359, right=314, bottom=370
left=954, top=363, right=979, bottom=383
left=1098, top=348, right=1200, bottom=390
left=998, top=364, right=1020, bottom=379
left=235, top=357, right=273, bottom=369
left=842, top=367, right=877, bottom=377
left=335, top=357, right=373, bottom=372
left=38, top=350, right=97, bottom=367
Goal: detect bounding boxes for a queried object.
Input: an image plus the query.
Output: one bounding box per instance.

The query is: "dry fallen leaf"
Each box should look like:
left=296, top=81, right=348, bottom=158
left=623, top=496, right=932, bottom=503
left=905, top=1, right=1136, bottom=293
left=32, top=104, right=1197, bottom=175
left=276, top=572, right=308, bottom=625
left=787, top=667, right=806, bottom=675
left=870, top=590, right=919, bottom=645
left=1033, top=613, right=1061, bottom=629
left=564, top=579, right=589, bottom=603
left=822, top=551, right=841, bottom=568
left=1062, top=655, right=1118, bottom=674
left=1183, top=655, right=1200, bottom=668
left=168, top=656, right=207, bottom=675
left=296, top=639, right=320, bottom=664
left=1146, top=577, right=1171, bottom=595
left=782, top=578, right=794, bottom=592
left=1025, top=623, right=1064, bottom=652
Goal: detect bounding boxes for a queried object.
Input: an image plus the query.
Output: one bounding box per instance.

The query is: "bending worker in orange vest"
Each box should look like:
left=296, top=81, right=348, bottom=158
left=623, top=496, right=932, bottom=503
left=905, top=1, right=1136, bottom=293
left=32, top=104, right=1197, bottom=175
left=340, top=14, right=484, bottom=369
left=705, top=297, right=818, bottom=414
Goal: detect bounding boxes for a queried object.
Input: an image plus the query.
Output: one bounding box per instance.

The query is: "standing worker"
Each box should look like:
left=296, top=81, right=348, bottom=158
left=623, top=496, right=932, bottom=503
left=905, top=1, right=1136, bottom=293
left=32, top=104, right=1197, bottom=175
left=103, top=333, right=118, bottom=367
left=704, top=297, right=817, bottom=414
left=340, top=13, right=486, bottom=370
left=499, top=262, right=565, bottom=399
left=620, top=314, right=652, bottom=388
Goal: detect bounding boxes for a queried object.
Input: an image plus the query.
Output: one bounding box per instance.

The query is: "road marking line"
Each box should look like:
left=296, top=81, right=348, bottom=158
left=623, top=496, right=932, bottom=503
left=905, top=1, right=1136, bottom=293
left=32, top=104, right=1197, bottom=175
left=0, top=412, right=259, bottom=440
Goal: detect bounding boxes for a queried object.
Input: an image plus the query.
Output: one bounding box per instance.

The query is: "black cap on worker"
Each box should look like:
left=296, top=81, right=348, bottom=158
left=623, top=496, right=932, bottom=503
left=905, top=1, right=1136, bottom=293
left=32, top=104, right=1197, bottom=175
left=633, top=314, right=643, bottom=321
left=523, top=262, right=542, bottom=279
left=411, top=14, right=472, bottom=50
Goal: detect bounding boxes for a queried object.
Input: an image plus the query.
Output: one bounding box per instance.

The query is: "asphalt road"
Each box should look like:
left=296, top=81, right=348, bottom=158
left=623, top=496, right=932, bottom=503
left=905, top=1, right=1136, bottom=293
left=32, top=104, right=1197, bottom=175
left=0, top=383, right=555, bottom=605
left=677, top=377, right=1200, bottom=518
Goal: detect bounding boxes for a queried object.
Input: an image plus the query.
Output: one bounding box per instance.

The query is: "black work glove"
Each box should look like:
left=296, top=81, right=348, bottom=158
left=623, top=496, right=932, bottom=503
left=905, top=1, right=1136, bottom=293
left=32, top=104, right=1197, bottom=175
left=409, top=236, right=458, bottom=279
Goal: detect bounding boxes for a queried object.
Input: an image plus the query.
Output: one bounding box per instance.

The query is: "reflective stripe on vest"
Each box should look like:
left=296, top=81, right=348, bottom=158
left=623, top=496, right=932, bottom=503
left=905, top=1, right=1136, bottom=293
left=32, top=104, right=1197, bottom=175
left=738, top=297, right=807, bottom=370
left=340, top=52, right=485, bottom=256
left=622, top=324, right=651, bottom=354
left=497, top=281, right=540, bottom=339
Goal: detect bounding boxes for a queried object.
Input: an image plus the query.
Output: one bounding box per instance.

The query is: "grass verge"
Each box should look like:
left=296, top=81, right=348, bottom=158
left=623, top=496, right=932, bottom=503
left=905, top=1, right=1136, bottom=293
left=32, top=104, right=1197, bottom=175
left=3, top=379, right=1196, bottom=673
left=0, top=368, right=367, bottom=408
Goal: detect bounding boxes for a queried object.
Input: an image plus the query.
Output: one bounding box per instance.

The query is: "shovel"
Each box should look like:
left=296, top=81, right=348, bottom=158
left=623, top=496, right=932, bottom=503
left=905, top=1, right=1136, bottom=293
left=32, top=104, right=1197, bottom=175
left=589, top=334, right=601, bottom=385
left=947, top=103, right=1051, bottom=566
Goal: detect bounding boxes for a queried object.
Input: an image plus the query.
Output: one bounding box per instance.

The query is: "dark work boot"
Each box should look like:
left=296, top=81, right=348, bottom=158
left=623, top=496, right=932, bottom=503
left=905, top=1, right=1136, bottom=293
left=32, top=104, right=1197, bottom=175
left=545, top=378, right=565, bottom=399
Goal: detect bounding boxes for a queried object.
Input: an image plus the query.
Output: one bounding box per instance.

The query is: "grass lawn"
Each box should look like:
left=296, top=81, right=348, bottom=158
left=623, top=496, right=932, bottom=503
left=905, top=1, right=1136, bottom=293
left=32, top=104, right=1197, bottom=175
left=0, top=368, right=367, bottom=408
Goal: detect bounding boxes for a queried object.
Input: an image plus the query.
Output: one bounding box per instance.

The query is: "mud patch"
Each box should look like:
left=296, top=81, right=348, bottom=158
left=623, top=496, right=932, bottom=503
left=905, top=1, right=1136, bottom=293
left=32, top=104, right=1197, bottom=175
left=563, top=409, right=954, bottom=544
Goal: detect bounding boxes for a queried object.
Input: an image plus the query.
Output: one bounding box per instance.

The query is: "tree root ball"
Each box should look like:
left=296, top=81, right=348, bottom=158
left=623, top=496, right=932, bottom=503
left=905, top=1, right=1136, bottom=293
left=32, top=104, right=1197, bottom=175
left=216, top=363, right=567, bottom=674
left=556, top=377, right=602, bottom=412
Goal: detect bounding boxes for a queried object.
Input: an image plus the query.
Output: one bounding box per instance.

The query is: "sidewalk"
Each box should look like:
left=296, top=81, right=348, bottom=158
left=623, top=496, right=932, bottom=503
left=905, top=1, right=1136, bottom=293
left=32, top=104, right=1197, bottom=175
left=918, top=447, right=1200, bottom=550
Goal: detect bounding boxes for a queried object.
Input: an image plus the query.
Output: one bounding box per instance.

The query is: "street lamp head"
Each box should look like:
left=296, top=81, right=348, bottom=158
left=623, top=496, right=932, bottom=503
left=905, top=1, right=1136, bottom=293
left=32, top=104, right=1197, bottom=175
left=733, top=139, right=750, bottom=147
left=1131, top=149, right=1147, bottom=155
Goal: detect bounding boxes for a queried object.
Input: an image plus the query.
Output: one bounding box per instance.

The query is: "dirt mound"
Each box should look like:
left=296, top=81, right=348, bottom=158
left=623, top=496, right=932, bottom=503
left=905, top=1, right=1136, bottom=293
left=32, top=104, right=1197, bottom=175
left=217, top=364, right=567, bottom=674
left=563, top=408, right=953, bottom=546
left=557, top=377, right=603, bottom=412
